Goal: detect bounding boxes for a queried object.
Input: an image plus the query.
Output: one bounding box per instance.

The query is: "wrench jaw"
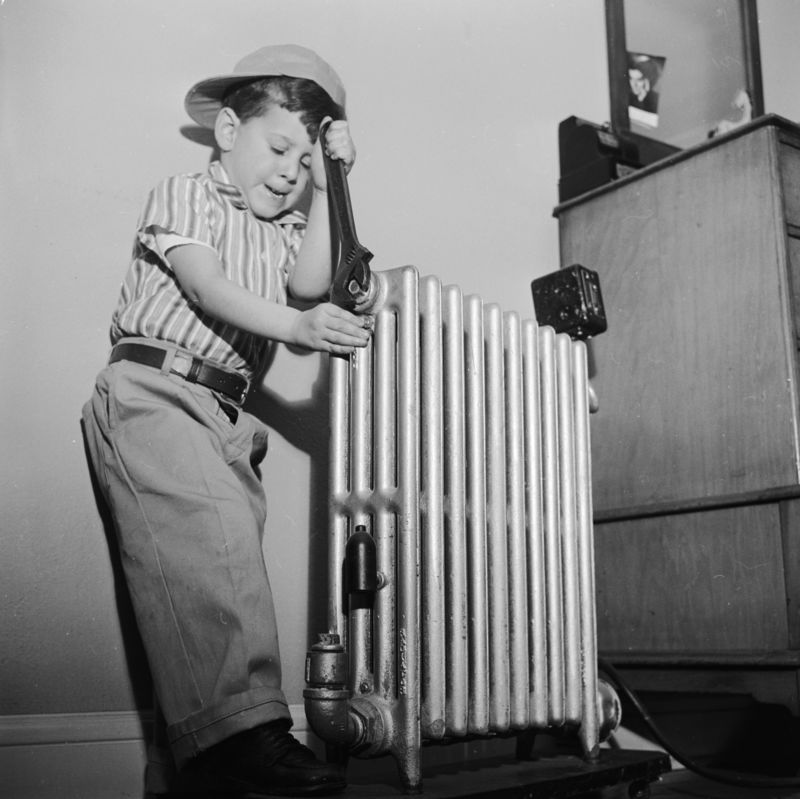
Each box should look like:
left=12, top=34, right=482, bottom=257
left=330, top=244, right=374, bottom=311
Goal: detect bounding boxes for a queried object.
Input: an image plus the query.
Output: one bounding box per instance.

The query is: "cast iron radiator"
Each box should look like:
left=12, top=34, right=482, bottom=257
left=304, top=265, right=620, bottom=793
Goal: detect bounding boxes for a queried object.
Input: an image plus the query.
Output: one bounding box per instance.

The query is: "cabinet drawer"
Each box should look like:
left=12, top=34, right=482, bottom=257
left=594, top=504, right=789, bottom=652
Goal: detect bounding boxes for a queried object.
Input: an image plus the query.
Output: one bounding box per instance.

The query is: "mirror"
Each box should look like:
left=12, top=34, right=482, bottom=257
left=606, top=0, right=763, bottom=148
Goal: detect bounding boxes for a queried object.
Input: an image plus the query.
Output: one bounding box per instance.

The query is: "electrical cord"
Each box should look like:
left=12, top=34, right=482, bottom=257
left=598, top=657, right=800, bottom=790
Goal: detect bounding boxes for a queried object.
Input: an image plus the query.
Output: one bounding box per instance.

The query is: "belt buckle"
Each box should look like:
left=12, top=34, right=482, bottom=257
left=170, top=352, right=204, bottom=384
left=170, top=353, right=193, bottom=380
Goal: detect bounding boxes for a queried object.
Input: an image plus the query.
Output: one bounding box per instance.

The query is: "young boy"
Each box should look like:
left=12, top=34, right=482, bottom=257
left=82, top=44, right=372, bottom=797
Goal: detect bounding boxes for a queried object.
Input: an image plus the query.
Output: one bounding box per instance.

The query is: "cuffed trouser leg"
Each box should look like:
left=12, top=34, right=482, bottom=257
left=82, top=362, right=292, bottom=767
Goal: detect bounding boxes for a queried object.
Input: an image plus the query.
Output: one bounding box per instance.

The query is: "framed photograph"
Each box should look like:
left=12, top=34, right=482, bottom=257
left=605, top=0, right=764, bottom=148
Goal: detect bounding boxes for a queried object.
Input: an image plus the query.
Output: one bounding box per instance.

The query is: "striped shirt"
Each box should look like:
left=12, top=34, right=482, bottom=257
left=111, top=160, right=306, bottom=379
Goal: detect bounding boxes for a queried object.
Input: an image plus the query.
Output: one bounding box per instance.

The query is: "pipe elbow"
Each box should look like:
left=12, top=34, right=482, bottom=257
left=303, top=687, right=364, bottom=747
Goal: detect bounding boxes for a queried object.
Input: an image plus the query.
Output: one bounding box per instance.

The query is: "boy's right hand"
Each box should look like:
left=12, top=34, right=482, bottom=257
left=290, top=303, right=374, bottom=354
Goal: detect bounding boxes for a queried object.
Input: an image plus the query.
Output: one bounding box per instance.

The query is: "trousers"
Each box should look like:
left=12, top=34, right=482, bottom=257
left=82, top=354, right=291, bottom=767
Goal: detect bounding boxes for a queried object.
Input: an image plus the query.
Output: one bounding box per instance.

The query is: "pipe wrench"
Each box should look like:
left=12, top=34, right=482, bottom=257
left=320, top=119, right=373, bottom=310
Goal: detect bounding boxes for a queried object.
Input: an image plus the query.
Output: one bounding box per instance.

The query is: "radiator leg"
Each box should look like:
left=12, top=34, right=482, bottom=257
left=398, top=758, right=422, bottom=794
left=350, top=695, right=422, bottom=794
left=394, top=735, right=423, bottom=795
left=515, top=729, right=538, bottom=761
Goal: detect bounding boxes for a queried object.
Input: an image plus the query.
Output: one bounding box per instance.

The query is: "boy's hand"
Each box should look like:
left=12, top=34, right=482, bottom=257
left=290, top=302, right=373, bottom=354
left=311, top=118, right=355, bottom=192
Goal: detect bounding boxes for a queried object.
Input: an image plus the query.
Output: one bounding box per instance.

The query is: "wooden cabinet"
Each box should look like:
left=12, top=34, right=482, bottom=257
left=555, top=115, right=800, bottom=711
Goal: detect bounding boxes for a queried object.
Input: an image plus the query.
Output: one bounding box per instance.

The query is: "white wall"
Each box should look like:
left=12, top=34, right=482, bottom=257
left=1, top=0, right=798, bottom=748
left=1, top=0, right=609, bottom=720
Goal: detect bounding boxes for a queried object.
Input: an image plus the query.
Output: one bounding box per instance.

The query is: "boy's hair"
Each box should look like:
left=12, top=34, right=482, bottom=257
left=221, top=76, right=344, bottom=142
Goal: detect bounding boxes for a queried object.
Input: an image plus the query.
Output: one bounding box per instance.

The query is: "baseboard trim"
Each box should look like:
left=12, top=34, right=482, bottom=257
left=0, top=704, right=308, bottom=748
left=0, top=710, right=153, bottom=747
left=1, top=705, right=309, bottom=799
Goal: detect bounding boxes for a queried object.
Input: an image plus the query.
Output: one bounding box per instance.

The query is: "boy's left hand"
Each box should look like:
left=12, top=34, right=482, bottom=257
left=312, top=118, right=355, bottom=192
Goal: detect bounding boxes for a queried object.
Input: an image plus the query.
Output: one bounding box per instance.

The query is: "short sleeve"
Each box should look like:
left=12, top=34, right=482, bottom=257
left=136, top=174, right=216, bottom=265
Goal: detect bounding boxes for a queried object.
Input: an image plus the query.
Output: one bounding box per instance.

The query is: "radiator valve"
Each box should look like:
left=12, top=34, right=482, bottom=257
left=597, top=677, right=623, bottom=741
left=305, top=633, right=348, bottom=688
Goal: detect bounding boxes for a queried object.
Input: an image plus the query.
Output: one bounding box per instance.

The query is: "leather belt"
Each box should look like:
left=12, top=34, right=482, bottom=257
left=109, top=341, right=249, bottom=405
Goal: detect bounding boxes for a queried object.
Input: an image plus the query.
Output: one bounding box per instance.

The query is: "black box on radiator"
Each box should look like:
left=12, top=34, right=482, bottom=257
left=531, top=263, right=607, bottom=340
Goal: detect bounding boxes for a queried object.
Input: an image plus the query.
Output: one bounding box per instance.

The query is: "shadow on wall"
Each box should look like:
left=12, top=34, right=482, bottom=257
left=245, top=348, right=334, bottom=659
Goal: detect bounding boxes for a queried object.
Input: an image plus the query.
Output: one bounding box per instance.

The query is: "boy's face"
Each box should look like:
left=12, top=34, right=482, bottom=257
left=220, top=104, right=313, bottom=220
left=628, top=68, right=650, bottom=101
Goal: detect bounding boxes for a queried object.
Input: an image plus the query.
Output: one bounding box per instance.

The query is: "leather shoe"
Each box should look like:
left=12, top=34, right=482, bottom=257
left=185, top=720, right=346, bottom=797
